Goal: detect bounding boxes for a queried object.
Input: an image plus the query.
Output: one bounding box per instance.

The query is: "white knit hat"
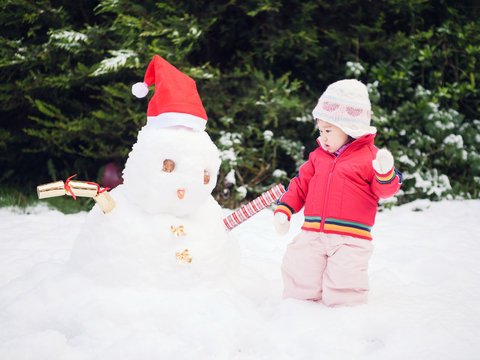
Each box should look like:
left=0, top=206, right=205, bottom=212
left=312, top=79, right=376, bottom=139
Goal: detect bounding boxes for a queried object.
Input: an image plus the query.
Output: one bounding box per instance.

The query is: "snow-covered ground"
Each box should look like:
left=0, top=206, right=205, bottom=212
left=1, top=199, right=479, bottom=359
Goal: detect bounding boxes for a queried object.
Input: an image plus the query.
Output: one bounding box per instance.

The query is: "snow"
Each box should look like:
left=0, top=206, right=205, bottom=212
left=3, top=55, right=479, bottom=359
left=49, top=30, right=88, bottom=51
left=406, top=170, right=452, bottom=197
left=1, top=199, right=480, bottom=359
left=92, top=50, right=139, bottom=76
left=398, top=154, right=416, bottom=167
left=346, top=61, right=365, bottom=77
left=443, top=133, right=464, bottom=148
left=225, top=169, right=236, bottom=185
left=263, top=130, right=274, bottom=142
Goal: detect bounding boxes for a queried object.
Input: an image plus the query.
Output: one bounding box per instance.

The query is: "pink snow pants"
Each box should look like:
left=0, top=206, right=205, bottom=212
left=281, top=231, right=374, bottom=307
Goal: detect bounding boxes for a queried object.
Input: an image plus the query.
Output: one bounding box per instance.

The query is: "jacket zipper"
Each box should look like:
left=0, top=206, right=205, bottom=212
left=320, top=156, right=338, bottom=232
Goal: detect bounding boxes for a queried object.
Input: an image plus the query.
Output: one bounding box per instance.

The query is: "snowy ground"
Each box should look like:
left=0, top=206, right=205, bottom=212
left=1, top=199, right=479, bottom=359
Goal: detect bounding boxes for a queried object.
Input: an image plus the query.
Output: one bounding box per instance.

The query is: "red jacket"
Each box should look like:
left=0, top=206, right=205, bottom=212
left=275, top=134, right=401, bottom=240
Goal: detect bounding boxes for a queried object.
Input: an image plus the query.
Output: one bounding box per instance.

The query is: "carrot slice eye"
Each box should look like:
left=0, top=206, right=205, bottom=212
left=163, top=159, right=175, bottom=172
left=177, top=189, right=185, bottom=199
left=204, top=170, right=210, bottom=184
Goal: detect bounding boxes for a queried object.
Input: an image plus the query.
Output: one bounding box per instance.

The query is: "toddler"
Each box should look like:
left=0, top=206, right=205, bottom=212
left=274, top=79, right=401, bottom=307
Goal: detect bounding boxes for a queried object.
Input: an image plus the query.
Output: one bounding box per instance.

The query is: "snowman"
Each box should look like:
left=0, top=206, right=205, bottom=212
left=69, top=55, right=239, bottom=288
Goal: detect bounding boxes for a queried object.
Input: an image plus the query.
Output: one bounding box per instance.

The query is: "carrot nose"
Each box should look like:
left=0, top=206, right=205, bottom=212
left=177, top=189, right=185, bottom=199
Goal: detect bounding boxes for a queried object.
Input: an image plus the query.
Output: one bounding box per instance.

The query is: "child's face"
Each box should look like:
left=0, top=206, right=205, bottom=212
left=316, top=119, right=349, bottom=153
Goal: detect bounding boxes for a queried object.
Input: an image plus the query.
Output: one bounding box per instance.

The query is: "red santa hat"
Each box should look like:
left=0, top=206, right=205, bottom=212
left=132, top=55, right=208, bottom=131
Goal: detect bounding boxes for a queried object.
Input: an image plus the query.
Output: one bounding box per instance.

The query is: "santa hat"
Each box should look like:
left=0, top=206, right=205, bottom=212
left=132, top=55, right=208, bottom=131
left=312, top=79, right=376, bottom=139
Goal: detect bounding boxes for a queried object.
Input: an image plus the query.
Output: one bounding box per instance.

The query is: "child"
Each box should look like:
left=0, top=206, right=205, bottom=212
left=274, top=79, right=401, bottom=307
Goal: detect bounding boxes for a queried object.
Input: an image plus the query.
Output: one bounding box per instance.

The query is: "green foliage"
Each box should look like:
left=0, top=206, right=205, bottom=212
left=366, top=8, right=480, bottom=202
left=206, top=69, right=306, bottom=207
left=1, top=0, right=479, bottom=210
left=0, top=186, right=37, bottom=209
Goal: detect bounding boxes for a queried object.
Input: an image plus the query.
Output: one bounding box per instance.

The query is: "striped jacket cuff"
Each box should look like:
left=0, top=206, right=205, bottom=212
left=375, top=167, right=396, bottom=184
left=274, top=202, right=294, bottom=221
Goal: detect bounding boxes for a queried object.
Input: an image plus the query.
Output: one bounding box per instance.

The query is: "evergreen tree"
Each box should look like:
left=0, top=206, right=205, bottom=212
left=1, top=0, right=479, bottom=208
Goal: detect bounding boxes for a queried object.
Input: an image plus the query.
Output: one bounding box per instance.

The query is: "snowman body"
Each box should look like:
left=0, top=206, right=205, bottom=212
left=69, top=127, right=239, bottom=288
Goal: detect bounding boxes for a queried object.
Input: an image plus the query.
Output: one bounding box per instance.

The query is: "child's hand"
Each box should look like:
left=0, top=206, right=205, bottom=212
left=274, top=212, right=290, bottom=235
left=372, top=149, right=394, bottom=174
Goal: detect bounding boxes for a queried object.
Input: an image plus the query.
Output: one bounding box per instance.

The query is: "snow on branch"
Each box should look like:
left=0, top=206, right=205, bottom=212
left=91, top=50, right=139, bottom=76
left=48, top=30, right=88, bottom=51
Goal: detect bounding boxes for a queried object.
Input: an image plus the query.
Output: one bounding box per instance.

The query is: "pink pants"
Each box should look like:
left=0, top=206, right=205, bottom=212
left=281, top=231, right=374, bottom=307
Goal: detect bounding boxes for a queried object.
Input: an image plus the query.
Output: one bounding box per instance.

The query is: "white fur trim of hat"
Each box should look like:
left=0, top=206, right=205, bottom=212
left=312, top=79, right=377, bottom=139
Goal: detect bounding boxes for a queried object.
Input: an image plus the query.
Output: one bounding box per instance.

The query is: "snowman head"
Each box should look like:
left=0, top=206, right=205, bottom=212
left=122, top=127, right=221, bottom=217
left=127, top=55, right=223, bottom=216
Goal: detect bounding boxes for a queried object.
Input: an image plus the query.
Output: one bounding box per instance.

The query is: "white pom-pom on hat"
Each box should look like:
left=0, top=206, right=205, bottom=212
left=132, top=82, right=149, bottom=98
